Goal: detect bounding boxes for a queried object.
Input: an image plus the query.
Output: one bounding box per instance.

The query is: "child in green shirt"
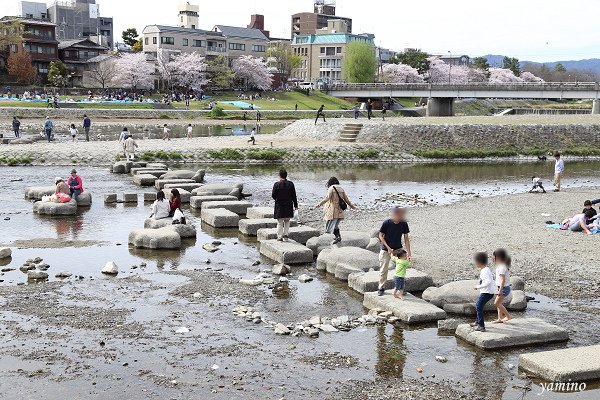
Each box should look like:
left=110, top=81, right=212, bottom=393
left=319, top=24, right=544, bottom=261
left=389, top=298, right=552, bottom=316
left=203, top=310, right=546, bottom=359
left=391, top=249, right=410, bottom=300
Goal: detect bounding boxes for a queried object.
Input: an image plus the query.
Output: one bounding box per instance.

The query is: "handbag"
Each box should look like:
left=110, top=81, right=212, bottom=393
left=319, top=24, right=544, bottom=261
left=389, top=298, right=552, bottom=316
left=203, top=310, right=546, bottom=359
left=332, top=186, right=348, bottom=211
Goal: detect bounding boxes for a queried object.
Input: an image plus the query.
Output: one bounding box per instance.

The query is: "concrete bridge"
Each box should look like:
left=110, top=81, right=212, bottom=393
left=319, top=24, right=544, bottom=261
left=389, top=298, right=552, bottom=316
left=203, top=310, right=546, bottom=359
left=326, top=82, right=600, bottom=116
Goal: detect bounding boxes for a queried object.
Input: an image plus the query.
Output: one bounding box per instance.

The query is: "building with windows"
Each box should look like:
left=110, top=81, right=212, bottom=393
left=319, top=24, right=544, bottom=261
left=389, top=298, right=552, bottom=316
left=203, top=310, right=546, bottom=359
left=58, top=38, right=108, bottom=86
left=291, top=19, right=374, bottom=84
left=291, top=0, right=352, bottom=37
left=0, top=16, right=59, bottom=75
left=436, top=54, right=471, bottom=66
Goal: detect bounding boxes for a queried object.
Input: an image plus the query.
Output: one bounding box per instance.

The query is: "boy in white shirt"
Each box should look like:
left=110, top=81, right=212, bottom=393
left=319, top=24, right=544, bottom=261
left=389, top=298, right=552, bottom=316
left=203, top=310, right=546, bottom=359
left=553, top=152, right=564, bottom=192
left=162, top=124, right=171, bottom=141
left=472, top=252, right=495, bottom=332
left=186, top=124, right=193, bottom=140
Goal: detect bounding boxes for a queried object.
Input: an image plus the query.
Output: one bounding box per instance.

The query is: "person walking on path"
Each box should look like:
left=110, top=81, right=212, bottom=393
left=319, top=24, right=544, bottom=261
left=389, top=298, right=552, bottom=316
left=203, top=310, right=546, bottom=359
left=162, top=124, right=171, bottom=141
left=82, top=115, right=91, bottom=142
left=315, top=105, right=326, bottom=125
left=69, top=124, right=78, bottom=142
left=314, top=177, right=356, bottom=244
left=12, top=116, right=21, bottom=138
left=366, top=99, right=373, bottom=120
left=553, top=152, right=564, bottom=192
left=44, top=117, right=53, bottom=143
left=377, top=207, right=412, bottom=296
left=295, top=103, right=298, bottom=112
left=186, top=124, right=193, bottom=140
left=472, top=252, right=495, bottom=332
left=67, top=169, right=84, bottom=200
left=256, top=110, right=262, bottom=123
left=272, top=169, right=298, bottom=242
left=248, top=127, right=257, bottom=145
left=382, top=105, right=387, bottom=121
left=124, top=134, right=138, bottom=160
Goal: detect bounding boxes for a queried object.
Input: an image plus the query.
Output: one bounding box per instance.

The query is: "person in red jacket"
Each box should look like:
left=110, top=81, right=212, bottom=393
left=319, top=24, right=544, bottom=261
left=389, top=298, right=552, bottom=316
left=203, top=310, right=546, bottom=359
left=67, top=169, right=84, bottom=200
left=169, top=189, right=181, bottom=217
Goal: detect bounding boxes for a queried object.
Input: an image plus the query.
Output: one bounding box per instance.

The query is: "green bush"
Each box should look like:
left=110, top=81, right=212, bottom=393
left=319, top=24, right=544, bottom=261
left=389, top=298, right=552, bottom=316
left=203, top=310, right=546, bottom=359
left=246, top=149, right=287, bottom=161
left=413, top=149, right=518, bottom=159
left=355, top=149, right=379, bottom=159
left=207, top=149, right=243, bottom=160
left=210, top=106, right=226, bottom=118
left=141, top=152, right=155, bottom=161
left=159, top=113, right=170, bottom=119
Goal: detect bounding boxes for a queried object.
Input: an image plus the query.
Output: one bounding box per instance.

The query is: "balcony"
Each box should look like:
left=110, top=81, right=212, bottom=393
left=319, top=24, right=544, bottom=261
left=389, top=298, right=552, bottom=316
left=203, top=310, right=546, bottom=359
left=207, top=46, right=226, bottom=54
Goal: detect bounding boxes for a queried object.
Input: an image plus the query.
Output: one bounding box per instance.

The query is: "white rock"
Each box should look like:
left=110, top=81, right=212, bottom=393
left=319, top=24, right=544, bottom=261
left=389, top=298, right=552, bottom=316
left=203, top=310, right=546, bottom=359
left=319, top=324, right=339, bottom=333
left=27, top=270, right=48, bottom=280
left=202, top=243, right=220, bottom=253
left=298, top=274, right=313, bottom=283
left=55, top=271, right=72, bottom=278
left=240, top=278, right=264, bottom=286
left=175, top=327, right=190, bottom=334
left=272, top=264, right=291, bottom=276
left=101, top=261, right=118, bottom=275
left=274, top=323, right=291, bottom=335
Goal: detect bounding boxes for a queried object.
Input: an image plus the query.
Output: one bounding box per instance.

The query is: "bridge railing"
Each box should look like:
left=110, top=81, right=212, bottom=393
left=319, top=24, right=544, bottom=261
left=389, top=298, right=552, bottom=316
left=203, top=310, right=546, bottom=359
left=328, top=82, right=600, bottom=92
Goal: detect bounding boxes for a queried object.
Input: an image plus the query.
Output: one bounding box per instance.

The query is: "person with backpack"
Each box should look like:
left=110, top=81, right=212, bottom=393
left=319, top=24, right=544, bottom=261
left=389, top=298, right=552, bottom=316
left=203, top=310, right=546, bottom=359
left=314, top=177, right=356, bottom=244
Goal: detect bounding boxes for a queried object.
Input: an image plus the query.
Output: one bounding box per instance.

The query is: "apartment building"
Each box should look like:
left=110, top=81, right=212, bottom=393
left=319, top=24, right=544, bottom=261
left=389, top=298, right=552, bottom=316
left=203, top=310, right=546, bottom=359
left=291, top=0, right=352, bottom=37
left=291, top=19, right=374, bottom=84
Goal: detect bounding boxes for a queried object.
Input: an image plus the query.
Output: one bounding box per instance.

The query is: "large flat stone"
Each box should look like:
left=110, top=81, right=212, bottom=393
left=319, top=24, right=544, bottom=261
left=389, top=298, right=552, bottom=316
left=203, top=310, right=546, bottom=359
left=143, top=218, right=196, bottom=238
left=363, top=292, right=447, bottom=324
left=144, top=218, right=172, bottom=229
left=257, top=226, right=320, bottom=245
left=348, top=268, right=434, bottom=294
left=160, top=169, right=205, bottom=182
left=246, top=207, right=274, bottom=219
left=128, top=226, right=182, bottom=249
left=317, top=246, right=378, bottom=281
left=422, top=278, right=527, bottom=315
left=189, top=195, right=238, bottom=209
left=75, top=191, right=92, bottom=207
left=133, top=174, right=158, bottom=187
left=155, top=179, right=196, bottom=190
left=239, top=218, right=298, bottom=236
left=191, top=183, right=243, bottom=199
left=306, top=231, right=374, bottom=256
left=25, top=186, right=55, bottom=200
left=201, top=208, right=239, bottom=228
left=33, top=199, right=78, bottom=215
left=163, top=183, right=203, bottom=192
left=456, top=318, right=569, bottom=350
left=202, top=200, right=252, bottom=215
left=259, top=240, right=314, bottom=265
left=131, top=168, right=168, bottom=178
left=519, top=345, right=600, bottom=382
left=161, top=188, right=191, bottom=203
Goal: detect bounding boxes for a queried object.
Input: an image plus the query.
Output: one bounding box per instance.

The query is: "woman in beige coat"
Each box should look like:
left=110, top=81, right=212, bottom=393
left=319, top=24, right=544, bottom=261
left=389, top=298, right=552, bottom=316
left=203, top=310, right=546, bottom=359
left=314, top=177, right=356, bottom=244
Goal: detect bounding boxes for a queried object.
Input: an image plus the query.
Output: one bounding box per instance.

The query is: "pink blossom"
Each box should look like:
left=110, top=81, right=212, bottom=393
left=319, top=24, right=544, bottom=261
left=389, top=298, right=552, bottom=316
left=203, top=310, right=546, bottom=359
left=520, top=71, right=545, bottom=83
left=112, top=53, right=154, bottom=89
left=488, top=68, right=524, bottom=83
left=380, top=63, right=424, bottom=83
left=232, top=55, right=273, bottom=91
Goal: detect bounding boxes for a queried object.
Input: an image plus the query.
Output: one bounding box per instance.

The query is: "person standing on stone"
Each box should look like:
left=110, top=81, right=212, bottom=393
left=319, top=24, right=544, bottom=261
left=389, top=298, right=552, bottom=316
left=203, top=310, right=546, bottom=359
left=44, top=117, right=53, bottom=143
left=82, top=114, right=91, bottom=142
left=377, top=207, right=412, bottom=296
left=124, top=134, right=138, bottom=161
left=472, top=252, right=495, bottom=332
left=314, top=177, right=356, bottom=244
left=12, top=116, right=21, bottom=138
left=272, top=169, right=298, bottom=242
left=553, top=152, right=564, bottom=192
left=366, top=99, right=373, bottom=120
left=492, top=248, right=512, bottom=324
left=315, top=105, right=326, bottom=125
left=67, top=169, right=84, bottom=200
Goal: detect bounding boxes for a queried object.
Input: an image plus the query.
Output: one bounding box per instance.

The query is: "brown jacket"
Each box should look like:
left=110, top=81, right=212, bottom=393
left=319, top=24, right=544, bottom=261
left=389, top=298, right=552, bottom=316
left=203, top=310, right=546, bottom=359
left=316, top=185, right=354, bottom=221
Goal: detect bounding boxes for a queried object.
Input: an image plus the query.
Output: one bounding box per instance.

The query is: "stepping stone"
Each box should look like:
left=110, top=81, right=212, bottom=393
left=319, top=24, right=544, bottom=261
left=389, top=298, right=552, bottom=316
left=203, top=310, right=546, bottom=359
left=192, top=183, right=243, bottom=199
left=128, top=226, right=182, bottom=249
left=246, top=207, right=274, bottom=219
left=257, top=226, right=320, bottom=245
left=201, top=208, right=239, bottom=228
left=190, top=195, right=238, bottom=209
left=131, top=169, right=168, bottom=178
left=239, top=218, right=298, bottom=236
left=144, top=218, right=172, bottom=229
left=455, top=318, right=569, bottom=350
left=0, top=247, right=12, bottom=259
left=25, top=186, right=55, bottom=200
left=519, top=344, right=600, bottom=382
left=348, top=268, right=434, bottom=294
left=160, top=169, right=205, bottom=182
left=143, top=218, right=196, bottom=239
left=202, top=200, right=252, bottom=215
left=133, top=174, right=158, bottom=187
left=259, top=240, right=314, bottom=265
left=422, top=279, right=527, bottom=315
left=155, top=179, right=195, bottom=190
left=33, top=199, right=77, bottom=215
left=317, top=246, right=378, bottom=281
left=163, top=183, right=203, bottom=192
left=112, top=161, right=133, bottom=174
left=144, top=192, right=157, bottom=202
left=306, top=230, right=378, bottom=256
left=161, top=188, right=191, bottom=203
left=363, top=292, right=447, bottom=324
left=104, top=193, right=117, bottom=204
left=123, top=193, right=138, bottom=203
left=75, top=192, right=92, bottom=207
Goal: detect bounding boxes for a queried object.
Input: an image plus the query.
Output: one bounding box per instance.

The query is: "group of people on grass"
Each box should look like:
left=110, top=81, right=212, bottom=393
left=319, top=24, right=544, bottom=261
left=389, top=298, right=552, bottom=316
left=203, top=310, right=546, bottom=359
left=44, top=169, right=84, bottom=204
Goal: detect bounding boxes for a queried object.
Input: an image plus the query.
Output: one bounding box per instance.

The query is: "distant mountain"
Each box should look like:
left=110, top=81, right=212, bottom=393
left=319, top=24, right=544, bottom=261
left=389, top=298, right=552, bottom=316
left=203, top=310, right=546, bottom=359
left=481, top=54, right=600, bottom=74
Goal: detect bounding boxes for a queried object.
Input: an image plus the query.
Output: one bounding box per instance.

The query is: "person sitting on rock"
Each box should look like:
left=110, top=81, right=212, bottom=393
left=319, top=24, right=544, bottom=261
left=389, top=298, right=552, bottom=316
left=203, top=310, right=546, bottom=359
left=150, top=191, right=170, bottom=220
left=67, top=169, right=84, bottom=200
left=54, top=177, right=71, bottom=203
left=169, top=189, right=182, bottom=217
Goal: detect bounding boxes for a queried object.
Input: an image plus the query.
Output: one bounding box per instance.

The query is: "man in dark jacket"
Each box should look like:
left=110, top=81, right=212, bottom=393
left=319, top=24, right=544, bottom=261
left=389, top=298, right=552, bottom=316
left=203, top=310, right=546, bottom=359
left=12, top=116, right=21, bottom=138
left=272, top=169, right=298, bottom=241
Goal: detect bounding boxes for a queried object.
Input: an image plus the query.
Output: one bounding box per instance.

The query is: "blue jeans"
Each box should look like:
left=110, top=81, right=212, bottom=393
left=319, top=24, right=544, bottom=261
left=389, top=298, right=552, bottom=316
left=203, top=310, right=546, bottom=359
left=476, top=293, right=494, bottom=328
left=394, top=277, right=405, bottom=290
left=45, top=129, right=52, bottom=142
left=70, top=189, right=81, bottom=200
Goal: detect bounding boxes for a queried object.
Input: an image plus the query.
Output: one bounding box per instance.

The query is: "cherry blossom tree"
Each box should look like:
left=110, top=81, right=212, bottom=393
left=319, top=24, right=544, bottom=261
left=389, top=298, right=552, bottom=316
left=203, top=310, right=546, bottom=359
left=112, top=52, right=154, bottom=89
left=232, top=55, right=273, bottom=91
left=158, top=51, right=208, bottom=92
left=380, top=63, right=424, bottom=83
left=520, top=71, right=545, bottom=83
left=488, top=68, right=524, bottom=83
left=427, top=57, right=471, bottom=84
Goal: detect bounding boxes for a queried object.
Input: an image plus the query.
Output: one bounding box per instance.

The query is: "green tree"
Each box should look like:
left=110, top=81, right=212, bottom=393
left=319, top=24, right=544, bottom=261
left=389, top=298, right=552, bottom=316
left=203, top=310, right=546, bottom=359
left=502, top=56, right=521, bottom=76
left=390, top=48, right=430, bottom=75
left=343, top=41, right=377, bottom=83
left=554, top=63, right=567, bottom=73
left=267, top=42, right=302, bottom=86
left=132, top=38, right=143, bottom=52
left=473, top=56, right=490, bottom=71
left=121, top=28, right=139, bottom=47
left=206, top=55, right=234, bottom=90
left=47, top=61, right=69, bottom=87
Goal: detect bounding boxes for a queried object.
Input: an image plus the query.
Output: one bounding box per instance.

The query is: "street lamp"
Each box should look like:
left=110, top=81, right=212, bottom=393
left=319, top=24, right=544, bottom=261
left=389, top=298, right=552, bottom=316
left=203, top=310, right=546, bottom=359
left=447, top=51, right=452, bottom=84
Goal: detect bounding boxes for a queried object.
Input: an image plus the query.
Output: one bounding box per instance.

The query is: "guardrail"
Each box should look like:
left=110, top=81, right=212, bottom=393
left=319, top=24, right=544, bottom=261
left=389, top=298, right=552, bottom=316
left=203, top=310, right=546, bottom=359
left=328, top=82, right=600, bottom=92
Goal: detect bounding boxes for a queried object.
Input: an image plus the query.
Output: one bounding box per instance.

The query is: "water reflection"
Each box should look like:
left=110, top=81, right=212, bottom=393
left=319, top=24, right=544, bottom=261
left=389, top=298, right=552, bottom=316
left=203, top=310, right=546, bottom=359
left=375, top=324, right=406, bottom=377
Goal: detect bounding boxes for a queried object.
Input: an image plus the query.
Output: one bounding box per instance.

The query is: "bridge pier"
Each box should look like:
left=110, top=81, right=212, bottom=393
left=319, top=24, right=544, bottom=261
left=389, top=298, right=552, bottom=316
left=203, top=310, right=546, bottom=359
left=426, top=97, right=455, bottom=117
left=592, top=100, right=600, bottom=115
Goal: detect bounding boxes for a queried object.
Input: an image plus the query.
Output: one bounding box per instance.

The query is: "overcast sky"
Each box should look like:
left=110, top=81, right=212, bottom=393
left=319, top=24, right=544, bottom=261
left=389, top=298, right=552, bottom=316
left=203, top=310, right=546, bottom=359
left=7, top=0, right=600, bottom=62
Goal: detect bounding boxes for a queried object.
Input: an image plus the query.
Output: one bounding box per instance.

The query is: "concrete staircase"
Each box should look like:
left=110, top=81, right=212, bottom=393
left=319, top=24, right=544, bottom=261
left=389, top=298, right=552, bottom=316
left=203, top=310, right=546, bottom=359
left=338, top=123, right=363, bottom=142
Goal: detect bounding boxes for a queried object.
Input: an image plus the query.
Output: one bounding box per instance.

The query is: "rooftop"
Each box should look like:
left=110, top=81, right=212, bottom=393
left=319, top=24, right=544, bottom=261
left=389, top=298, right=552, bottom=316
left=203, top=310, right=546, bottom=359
left=143, top=24, right=224, bottom=38
left=58, top=38, right=108, bottom=50
left=213, top=25, right=269, bottom=41
left=292, top=32, right=375, bottom=45
left=0, top=16, right=56, bottom=27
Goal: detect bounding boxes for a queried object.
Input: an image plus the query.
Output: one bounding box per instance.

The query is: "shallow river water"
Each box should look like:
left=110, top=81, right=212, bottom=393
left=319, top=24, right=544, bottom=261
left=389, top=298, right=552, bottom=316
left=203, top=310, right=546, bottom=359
left=1, top=161, right=600, bottom=399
